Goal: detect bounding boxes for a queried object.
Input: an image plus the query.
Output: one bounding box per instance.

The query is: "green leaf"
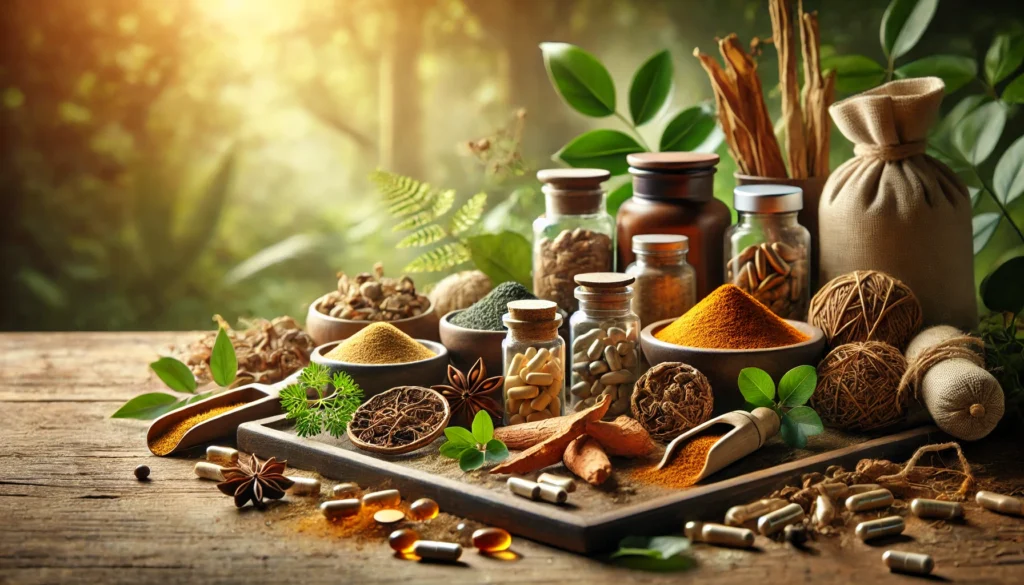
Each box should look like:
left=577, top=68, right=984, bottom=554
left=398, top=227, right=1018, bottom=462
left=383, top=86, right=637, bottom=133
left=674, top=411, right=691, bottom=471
left=396, top=225, right=448, bottom=249
left=611, top=536, right=691, bottom=560
left=450, top=193, right=487, bottom=236
left=931, top=95, right=990, bottom=144
left=880, top=0, right=938, bottom=60
left=894, top=55, right=977, bottom=93
left=954, top=100, right=1007, bottom=165
left=404, top=242, right=471, bottom=273
left=981, top=254, right=1024, bottom=314
left=985, top=33, right=1024, bottom=86
left=780, top=413, right=808, bottom=448
left=465, top=231, right=532, bottom=289
left=111, top=392, right=182, bottom=419
left=555, top=129, right=645, bottom=176
left=659, top=103, right=718, bottom=152
left=820, top=55, right=886, bottom=94
left=778, top=365, right=817, bottom=407
left=370, top=170, right=440, bottom=218
left=737, top=368, right=775, bottom=407
left=443, top=426, right=477, bottom=448
left=484, top=439, right=509, bottom=464
left=606, top=182, right=633, bottom=218
left=209, top=327, right=237, bottom=388
left=149, top=357, right=197, bottom=393
left=787, top=406, right=824, bottom=437
left=458, top=447, right=485, bottom=472
left=439, top=440, right=470, bottom=460
left=973, top=212, right=1002, bottom=254
left=1004, top=74, right=1024, bottom=103
left=994, top=135, right=1024, bottom=206
left=540, top=42, right=616, bottom=118
left=471, top=409, right=494, bottom=443
left=629, top=50, right=673, bottom=126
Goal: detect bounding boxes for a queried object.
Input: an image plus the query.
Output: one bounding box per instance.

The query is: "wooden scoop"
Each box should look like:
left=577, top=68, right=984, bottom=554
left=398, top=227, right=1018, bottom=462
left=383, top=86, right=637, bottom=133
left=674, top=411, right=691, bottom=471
left=146, top=371, right=301, bottom=456
left=656, top=407, right=780, bottom=483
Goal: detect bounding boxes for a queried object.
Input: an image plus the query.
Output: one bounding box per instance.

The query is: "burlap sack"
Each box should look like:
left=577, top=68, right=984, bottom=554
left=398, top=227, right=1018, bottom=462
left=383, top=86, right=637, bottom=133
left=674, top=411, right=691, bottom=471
left=819, top=77, right=976, bottom=330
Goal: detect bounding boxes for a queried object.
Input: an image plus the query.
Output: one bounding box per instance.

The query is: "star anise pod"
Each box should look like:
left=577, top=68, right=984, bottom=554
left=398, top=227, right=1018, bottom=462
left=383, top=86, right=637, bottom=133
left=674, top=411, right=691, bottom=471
left=216, top=453, right=294, bottom=508
left=431, top=358, right=503, bottom=428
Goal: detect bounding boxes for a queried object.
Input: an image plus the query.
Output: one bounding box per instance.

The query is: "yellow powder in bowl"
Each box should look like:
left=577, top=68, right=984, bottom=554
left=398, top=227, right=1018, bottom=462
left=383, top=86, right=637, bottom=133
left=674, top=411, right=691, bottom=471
left=325, top=322, right=435, bottom=365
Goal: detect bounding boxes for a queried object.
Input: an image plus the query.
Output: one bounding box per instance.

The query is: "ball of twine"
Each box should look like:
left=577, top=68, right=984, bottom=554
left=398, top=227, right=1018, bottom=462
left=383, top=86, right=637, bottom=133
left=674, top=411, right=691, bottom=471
left=808, top=270, right=923, bottom=350
left=810, top=341, right=908, bottom=431
left=631, top=362, right=714, bottom=442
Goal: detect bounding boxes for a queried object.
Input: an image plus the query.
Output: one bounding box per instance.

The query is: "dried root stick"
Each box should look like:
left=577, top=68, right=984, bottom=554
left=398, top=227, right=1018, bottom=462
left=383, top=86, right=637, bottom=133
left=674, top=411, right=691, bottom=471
left=490, top=396, right=610, bottom=475
left=564, top=435, right=612, bottom=486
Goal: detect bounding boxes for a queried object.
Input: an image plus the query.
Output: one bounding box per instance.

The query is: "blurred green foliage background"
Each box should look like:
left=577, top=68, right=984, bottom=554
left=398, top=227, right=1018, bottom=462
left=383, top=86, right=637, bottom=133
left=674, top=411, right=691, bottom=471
left=2, top=0, right=1022, bottom=331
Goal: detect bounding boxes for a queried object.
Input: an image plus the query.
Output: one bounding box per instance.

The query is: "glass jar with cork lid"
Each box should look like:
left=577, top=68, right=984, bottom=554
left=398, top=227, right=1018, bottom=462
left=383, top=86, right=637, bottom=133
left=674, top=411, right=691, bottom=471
left=501, top=299, right=565, bottom=426
left=624, top=234, right=697, bottom=330
left=568, top=273, right=640, bottom=419
left=533, top=169, right=615, bottom=314
left=726, top=185, right=810, bottom=320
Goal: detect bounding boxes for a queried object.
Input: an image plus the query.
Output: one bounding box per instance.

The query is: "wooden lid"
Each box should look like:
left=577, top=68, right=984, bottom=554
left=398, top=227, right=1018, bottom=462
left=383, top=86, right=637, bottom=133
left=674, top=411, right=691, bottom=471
left=537, top=168, right=611, bottom=190
left=507, top=299, right=559, bottom=322
left=574, top=272, right=635, bottom=288
left=627, top=152, right=720, bottom=171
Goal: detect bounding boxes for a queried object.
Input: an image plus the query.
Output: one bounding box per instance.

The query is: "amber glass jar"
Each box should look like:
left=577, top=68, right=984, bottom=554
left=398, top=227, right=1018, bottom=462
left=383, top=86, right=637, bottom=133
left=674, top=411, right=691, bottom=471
left=617, top=153, right=730, bottom=299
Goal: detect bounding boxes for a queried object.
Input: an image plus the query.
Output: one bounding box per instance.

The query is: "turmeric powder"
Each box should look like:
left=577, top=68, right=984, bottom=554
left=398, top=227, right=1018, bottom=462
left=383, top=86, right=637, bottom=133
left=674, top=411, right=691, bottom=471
left=631, top=434, right=723, bottom=488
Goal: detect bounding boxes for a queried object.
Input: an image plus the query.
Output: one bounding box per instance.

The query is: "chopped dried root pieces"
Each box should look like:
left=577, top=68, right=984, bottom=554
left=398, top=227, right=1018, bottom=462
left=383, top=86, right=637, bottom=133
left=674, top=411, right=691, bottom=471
left=490, top=396, right=610, bottom=475
left=582, top=416, right=657, bottom=457
left=564, top=435, right=611, bottom=486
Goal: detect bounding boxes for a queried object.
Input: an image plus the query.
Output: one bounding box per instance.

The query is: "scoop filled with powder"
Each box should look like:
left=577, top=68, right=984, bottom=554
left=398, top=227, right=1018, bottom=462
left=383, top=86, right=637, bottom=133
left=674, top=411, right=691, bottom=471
left=325, top=323, right=435, bottom=364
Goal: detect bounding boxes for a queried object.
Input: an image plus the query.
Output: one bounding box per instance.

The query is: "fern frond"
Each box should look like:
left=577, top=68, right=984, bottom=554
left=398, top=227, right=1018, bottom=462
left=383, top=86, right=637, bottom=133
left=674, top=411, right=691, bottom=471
left=392, top=211, right=433, bottom=232
left=370, top=170, right=436, bottom=218
left=431, top=189, right=456, bottom=217
left=450, top=192, right=487, bottom=236
left=404, top=242, right=471, bottom=273
left=397, top=225, right=448, bottom=249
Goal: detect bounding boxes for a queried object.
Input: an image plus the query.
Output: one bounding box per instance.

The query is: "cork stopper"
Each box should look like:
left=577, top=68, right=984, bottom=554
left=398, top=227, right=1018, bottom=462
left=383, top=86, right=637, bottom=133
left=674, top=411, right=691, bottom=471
left=507, top=299, right=559, bottom=322
left=627, top=152, right=720, bottom=171
left=537, top=168, right=609, bottom=215
left=574, top=272, right=635, bottom=288
left=574, top=272, right=633, bottom=311
left=503, top=300, right=562, bottom=343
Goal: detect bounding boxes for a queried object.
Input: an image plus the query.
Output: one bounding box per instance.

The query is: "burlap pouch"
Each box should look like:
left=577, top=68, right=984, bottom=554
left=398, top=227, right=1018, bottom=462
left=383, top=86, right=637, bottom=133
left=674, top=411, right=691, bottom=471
left=819, top=77, right=976, bottom=329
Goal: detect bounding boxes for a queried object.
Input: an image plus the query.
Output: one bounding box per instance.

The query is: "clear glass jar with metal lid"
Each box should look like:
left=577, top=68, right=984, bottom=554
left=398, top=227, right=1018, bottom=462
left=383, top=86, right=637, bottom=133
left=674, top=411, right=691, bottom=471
left=533, top=169, right=615, bottom=314
left=625, top=234, right=697, bottom=330
left=568, top=273, right=640, bottom=419
left=726, top=185, right=811, bottom=320
left=502, top=299, right=565, bottom=426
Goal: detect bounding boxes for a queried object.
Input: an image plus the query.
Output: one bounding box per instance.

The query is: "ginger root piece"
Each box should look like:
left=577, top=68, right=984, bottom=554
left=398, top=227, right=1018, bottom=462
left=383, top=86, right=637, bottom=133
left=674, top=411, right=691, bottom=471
left=490, top=396, right=610, bottom=475
left=564, top=435, right=611, bottom=486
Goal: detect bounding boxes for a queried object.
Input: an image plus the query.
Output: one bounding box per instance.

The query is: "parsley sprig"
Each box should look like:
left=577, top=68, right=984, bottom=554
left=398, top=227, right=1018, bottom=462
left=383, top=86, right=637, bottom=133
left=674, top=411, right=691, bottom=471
left=280, top=363, right=364, bottom=438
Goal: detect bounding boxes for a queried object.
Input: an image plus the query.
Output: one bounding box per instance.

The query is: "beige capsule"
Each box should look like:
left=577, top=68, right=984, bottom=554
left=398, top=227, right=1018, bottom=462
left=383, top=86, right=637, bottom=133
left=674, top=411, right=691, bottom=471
left=882, top=550, right=934, bottom=575
left=362, top=489, right=401, bottom=507
left=976, top=491, right=1024, bottom=516
left=538, top=483, right=568, bottom=505
left=537, top=473, right=576, bottom=493
left=845, top=489, right=894, bottom=512
left=321, top=498, right=362, bottom=520
left=910, top=498, right=963, bottom=520
left=816, top=482, right=849, bottom=499
left=206, top=445, right=239, bottom=465
left=332, top=482, right=359, bottom=499
left=725, top=498, right=789, bottom=526
left=856, top=516, right=905, bottom=541
left=683, top=521, right=704, bottom=541
left=525, top=348, right=551, bottom=372
left=525, top=372, right=553, bottom=386
left=412, top=540, right=463, bottom=562
left=846, top=483, right=882, bottom=495
left=193, top=462, right=225, bottom=481
left=507, top=477, right=540, bottom=500
left=287, top=476, right=321, bottom=496
left=757, top=503, right=805, bottom=535
left=702, top=524, right=756, bottom=548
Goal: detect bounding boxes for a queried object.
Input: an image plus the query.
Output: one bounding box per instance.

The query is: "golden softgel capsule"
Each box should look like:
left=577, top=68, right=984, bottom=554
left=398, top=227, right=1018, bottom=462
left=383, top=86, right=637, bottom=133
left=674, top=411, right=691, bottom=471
left=471, top=528, right=512, bottom=552
left=409, top=498, right=439, bottom=521
left=910, top=498, right=963, bottom=519
left=855, top=516, right=905, bottom=541
left=389, top=528, right=419, bottom=554
left=882, top=550, right=934, bottom=575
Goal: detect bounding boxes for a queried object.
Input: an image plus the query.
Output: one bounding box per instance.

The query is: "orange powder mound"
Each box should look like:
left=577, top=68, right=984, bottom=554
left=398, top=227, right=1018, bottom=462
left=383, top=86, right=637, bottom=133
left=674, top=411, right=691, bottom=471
left=655, top=284, right=809, bottom=349
left=630, top=434, right=723, bottom=488
left=149, top=403, right=245, bottom=456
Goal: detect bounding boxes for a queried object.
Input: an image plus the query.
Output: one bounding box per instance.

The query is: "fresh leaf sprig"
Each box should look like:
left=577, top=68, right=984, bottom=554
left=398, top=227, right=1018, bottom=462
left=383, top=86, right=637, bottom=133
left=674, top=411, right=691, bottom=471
left=738, top=365, right=824, bottom=449
left=609, top=535, right=695, bottom=572
left=280, top=362, right=364, bottom=438
left=112, top=326, right=237, bottom=419
left=977, top=253, right=1024, bottom=427
left=439, top=410, right=509, bottom=472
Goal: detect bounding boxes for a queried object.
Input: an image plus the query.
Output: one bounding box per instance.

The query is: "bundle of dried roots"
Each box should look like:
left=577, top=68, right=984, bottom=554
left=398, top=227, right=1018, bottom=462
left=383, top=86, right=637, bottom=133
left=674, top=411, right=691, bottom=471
left=347, top=386, right=449, bottom=452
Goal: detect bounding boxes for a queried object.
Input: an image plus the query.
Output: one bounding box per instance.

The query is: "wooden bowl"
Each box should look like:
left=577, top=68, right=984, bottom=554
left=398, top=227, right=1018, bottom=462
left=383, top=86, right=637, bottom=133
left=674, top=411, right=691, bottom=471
left=437, top=309, right=507, bottom=378
left=305, top=293, right=441, bottom=345
left=640, top=319, right=826, bottom=415
left=309, top=339, right=449, bottom=400
left=346, top=386, right=451, bottom=454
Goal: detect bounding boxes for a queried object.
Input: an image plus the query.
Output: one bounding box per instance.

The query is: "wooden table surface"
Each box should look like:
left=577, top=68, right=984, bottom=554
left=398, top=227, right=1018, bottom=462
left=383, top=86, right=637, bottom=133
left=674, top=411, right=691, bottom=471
left=2, top=332, right=1022, bottom=585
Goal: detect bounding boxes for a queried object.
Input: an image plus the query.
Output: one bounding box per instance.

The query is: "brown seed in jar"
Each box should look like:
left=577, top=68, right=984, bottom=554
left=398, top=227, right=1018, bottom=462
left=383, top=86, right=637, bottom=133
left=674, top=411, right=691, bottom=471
left=763, top=244, right=791, bottom=275
left=754, top=247, right=767, bottom=280
left=731, top=245, right=756, bottom=266
left=758, top=273, right=783, bottom=292
left=772, top=241, right=800, bottom=262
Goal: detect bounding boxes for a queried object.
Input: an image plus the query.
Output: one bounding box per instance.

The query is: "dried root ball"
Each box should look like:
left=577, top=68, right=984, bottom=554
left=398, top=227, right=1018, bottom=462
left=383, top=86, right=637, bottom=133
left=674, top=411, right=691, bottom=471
left=631, top=362, right=714, bottom=443
left=809, top=270, right=923, bottom=350
left=811, top=342, right=907, bottom=431
left=428, top=271, right=492, bottom=317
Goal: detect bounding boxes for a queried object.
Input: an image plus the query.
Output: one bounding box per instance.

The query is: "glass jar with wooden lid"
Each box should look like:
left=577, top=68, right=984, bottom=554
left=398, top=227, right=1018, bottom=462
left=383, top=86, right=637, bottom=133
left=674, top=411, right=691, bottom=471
left=501, top=300, right=565, bottom=426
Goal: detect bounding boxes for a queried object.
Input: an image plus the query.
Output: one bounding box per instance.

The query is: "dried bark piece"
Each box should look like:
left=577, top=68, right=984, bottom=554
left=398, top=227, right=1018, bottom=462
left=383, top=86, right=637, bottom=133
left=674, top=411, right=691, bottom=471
left=581, top=416, right=657, bottom=457
left=490, top=395, right=610, bottom=475
left=770, top=0, right=807, bottom=179
left=563, top=435, right=611, bottom=486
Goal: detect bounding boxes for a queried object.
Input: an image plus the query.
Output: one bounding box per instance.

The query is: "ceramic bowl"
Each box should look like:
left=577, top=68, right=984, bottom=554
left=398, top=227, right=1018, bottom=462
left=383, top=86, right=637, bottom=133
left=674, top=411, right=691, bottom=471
left=640, top=319, right=826, bottom=415
left=437, top=310, right=506, bottom=378
left=305, top=293, right=441, bottom=345
left=309, top=339, right=449, bottom=400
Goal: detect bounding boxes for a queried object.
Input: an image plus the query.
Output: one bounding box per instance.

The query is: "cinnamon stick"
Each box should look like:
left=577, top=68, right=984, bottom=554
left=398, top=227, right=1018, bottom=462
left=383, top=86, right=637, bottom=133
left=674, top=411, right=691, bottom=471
left=563, top=435, right=611, bottom=486
left=489, top=396, right=611, bottom=475
left=493, top=417, right=565, bottom=450
left=771, top=0, right=807, bottom=179
left=583, top=416, right=657, bottom=457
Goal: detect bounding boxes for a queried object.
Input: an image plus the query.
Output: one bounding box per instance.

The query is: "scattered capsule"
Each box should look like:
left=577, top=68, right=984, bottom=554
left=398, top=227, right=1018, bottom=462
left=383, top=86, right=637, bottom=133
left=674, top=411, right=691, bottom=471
left=412, top=540, right=463, bottom=563
left=193, top=462, right=225, bottom=481
left=725, top=498, right=789, bottom=526
left=910, top=498, right=963, bottom=520
left=816, top=482, right=849, bottom=499
left=813, top=494, right=836, bottom=528
left=846, top=483, right=882, bottom=495
left=758, top=503, right=805, bottom=536
left=134, top=464, right=150, bottom=481
left=538, top=483, right=568, bottom=505
left=683, top=521, right=704, bottom=541
left=507, top=477, right=540, bottom=500
left=538, top=473, right=577, bottom=493
left=374, top=509, right=406, bottom=524
left=362, top=489, right=401, bottom=507
left=976, top=491, right=1023, bottom=516
left=702, top=524, right=756, bottom=548
left=845, top=489, right=894, bottom=512
left=409, top=498, right=439, bottom=521
left=205, top=446, right=239, bottom=465
left=882, top=550, right=934, bottom=575
left=855, top=516, right=905, bottom=541
left=472, top=527, right=512, bottom=552
left=389, top=528, right=420, bottom=553
left=321, top=498, right=362, bottom=520
left=332, top=482, right=359, bottom=499
left=287, top=477, right=321, bottom=496
left=784, top=524, right=808, bottom=546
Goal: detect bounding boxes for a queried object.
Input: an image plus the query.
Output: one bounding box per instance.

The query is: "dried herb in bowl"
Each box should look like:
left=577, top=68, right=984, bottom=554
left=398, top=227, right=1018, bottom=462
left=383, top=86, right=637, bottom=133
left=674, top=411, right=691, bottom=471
left=347, top=386, right=451, bottom=454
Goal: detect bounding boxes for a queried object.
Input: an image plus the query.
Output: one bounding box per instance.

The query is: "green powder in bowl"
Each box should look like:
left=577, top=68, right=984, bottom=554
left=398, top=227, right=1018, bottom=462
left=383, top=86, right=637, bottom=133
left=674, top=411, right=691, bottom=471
left=325, top=322, right=435, bottom=364
left=450, top=282, right=536, bottom=331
